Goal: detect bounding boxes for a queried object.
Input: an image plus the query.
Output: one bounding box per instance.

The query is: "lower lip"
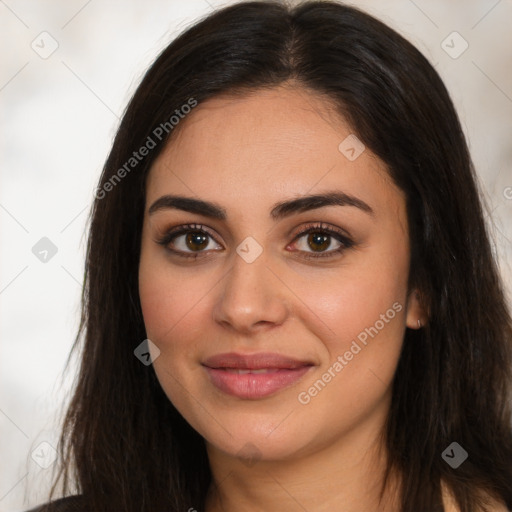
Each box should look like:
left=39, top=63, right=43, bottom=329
left=204, top=366, right=313, bottom=399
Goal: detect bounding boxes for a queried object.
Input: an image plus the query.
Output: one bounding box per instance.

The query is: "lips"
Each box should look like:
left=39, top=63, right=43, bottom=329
left=203, top=352, right=312, bottom=370
left=202, top=352, right=314, bottom=399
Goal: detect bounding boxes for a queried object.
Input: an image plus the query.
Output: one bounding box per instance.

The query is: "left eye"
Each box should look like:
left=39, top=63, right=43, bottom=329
left=294, top=231, right=342, bottom=253
left=288, top=226, right=354, bottom=258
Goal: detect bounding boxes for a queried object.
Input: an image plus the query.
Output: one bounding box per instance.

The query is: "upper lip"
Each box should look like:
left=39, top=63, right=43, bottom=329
left=203, top=352, right=314, bottom=370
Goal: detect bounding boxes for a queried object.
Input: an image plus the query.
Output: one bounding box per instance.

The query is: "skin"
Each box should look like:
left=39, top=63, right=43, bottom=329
left=138, top=84, right=427, bottom=512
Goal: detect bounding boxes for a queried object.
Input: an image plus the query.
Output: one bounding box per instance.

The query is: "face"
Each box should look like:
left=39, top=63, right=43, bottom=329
left=138, top=86, right=423, bottom=464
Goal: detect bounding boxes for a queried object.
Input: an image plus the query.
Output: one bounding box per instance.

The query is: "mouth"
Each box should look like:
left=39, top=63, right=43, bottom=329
left=202, top=352, right=315, bottom=399
left=220, top=368, right=288, bottom=374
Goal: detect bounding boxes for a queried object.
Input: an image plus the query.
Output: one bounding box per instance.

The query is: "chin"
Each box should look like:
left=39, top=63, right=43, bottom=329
left=197, top=410, right=319, bottom=464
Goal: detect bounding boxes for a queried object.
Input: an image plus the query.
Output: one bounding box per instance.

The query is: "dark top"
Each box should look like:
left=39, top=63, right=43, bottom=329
left=24, top=496, right=85, bottom=512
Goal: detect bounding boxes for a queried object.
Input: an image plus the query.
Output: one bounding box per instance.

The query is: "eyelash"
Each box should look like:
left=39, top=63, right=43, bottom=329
left=155, top=222, right=355, bottom=261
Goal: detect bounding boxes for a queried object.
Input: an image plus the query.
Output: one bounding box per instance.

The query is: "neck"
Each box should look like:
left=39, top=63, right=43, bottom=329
left=204, top=418, right=400, bottom=512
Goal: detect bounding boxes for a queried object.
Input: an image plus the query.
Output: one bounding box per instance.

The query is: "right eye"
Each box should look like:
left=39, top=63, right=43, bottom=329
left=155, top=223, right=223, bottom=259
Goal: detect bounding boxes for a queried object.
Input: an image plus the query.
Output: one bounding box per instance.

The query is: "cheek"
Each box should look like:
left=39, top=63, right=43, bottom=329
left=138, top=271, right=173, bottom=341
left=290, top=244, right=409, bottom=404
left=290, top=264, right=408, bottom=354
left=138, top=256, right=209, bottom=405
left=138, top=252, right=206, bottom=344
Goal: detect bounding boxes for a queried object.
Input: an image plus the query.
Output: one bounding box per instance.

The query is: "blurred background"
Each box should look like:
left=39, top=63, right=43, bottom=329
left=0, top=1, right=511, bottom=510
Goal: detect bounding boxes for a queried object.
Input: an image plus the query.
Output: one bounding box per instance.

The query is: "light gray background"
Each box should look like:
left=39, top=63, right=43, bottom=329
left=1, top=1, right=511, bottom=511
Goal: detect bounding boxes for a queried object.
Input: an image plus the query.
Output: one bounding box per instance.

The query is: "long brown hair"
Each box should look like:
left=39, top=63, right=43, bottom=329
left=44, top=1, right=512, bottom=511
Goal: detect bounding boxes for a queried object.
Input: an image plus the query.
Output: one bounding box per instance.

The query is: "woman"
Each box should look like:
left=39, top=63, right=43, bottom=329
left=27, top=1, right=512, bottom=511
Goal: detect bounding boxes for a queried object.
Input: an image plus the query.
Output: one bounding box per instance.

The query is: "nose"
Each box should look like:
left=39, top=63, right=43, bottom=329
left=212, top=250, right=290, bottom=334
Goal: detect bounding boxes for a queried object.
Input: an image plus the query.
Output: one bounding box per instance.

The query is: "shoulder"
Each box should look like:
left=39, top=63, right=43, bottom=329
left=23, top=495, right=86, bottom=512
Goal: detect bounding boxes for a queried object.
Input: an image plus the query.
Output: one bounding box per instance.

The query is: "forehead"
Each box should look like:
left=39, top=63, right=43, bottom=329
left=146, top=86, right=403, bottom=219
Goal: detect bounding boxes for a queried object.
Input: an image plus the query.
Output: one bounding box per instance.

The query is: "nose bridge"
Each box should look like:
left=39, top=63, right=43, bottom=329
left=213, top=246, right=289, bottom=331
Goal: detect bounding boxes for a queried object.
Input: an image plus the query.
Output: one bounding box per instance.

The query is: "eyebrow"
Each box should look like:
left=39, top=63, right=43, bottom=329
left=148, top=191, right=374, bottom=220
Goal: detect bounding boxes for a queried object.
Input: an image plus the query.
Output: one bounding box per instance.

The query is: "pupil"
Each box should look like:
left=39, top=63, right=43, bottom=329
left=308, top=233, right=329, bottom=251
left=186, top=232, right=208, bottom=251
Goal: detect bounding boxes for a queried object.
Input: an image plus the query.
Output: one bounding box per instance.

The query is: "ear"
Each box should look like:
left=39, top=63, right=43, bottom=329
left=405, top=288, right=428, bottom=329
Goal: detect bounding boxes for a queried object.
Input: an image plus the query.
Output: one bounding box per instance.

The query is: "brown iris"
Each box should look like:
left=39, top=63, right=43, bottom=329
left=186, top=232, right=209, bottom=251
left=307, top=232, right=330, bottom=252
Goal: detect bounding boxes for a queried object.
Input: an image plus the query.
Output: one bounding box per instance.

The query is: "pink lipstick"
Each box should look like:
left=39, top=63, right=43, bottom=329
left=202, top=352, right=314, bottom=399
